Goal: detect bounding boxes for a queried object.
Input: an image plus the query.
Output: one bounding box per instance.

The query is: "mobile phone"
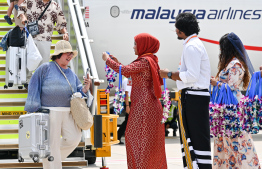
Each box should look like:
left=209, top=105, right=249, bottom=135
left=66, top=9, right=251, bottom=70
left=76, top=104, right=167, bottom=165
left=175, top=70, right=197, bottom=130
left=86, top=68, right=90, bottom=78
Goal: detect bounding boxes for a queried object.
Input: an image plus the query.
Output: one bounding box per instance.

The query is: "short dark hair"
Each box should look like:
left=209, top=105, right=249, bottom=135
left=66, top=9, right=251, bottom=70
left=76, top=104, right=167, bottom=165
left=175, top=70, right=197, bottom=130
left=175, top=13, right=200, bottom=36
left=51, top=53, right=63, bottom=61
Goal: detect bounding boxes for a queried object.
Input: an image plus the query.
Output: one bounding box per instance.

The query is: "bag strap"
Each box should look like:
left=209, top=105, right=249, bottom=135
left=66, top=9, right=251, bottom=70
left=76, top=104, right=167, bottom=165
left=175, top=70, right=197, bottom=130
left=259, top=71, right=262, bottom=98
left=119, top=65, right=122, bottom=89
left=217, top=83, right=225, bottom=104
left=54, top=61, right=74, bottom=94
left=246, top=72, right=257, bottom=98
left=38, top=0, right=52, bottom=20
left=213, top=81, right=220, bottom=103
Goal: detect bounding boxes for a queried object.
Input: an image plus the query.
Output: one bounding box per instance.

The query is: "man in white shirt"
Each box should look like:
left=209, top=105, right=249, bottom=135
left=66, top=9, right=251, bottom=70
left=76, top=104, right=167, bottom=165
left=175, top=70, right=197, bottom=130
left=117, top=77, right=132, bottom=144
left=160, top=13, right=211, bottom=169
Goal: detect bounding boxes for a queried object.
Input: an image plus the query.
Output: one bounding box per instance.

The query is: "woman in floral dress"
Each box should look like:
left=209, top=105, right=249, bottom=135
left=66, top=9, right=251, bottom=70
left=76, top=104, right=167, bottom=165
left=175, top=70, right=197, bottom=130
left=210, top=33, right=260, bottom=169
left=102, top=33, right=167, bottom=169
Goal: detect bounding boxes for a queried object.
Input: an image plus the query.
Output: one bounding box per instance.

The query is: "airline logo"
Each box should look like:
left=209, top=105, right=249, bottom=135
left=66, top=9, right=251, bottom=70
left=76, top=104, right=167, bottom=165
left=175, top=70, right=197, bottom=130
left=130, top=7, right=262, bottom=23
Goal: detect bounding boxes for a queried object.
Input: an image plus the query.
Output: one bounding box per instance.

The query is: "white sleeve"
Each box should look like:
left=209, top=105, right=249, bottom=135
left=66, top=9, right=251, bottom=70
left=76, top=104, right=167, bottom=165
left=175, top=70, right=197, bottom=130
left=122, top=78, right=127, bottom=91
left=179, top=45, right=201, bottom=84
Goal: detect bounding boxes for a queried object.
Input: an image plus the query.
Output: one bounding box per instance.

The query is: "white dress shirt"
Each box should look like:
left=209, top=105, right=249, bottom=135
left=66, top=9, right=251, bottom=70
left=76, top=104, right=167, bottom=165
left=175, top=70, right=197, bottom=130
left=122, top=78, right=132, bottom=101
left=176, top=34, right=211, bottom=90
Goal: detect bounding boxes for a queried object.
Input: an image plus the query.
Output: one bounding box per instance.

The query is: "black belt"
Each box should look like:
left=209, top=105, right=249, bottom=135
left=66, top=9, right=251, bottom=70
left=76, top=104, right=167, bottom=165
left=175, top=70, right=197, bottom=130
left=183, top=88, right=208, bottom=92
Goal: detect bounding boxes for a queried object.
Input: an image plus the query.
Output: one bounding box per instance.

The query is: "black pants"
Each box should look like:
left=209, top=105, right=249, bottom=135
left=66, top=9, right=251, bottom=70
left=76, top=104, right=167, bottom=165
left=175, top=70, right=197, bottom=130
left=117, top=103, right=131, bottom=141
left=178, top=89, right=212, bottom=169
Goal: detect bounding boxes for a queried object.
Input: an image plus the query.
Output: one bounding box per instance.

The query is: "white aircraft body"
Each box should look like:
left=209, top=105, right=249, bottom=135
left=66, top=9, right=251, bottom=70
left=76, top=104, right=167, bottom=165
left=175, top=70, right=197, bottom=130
left=84, top=0, right=262, bottom=90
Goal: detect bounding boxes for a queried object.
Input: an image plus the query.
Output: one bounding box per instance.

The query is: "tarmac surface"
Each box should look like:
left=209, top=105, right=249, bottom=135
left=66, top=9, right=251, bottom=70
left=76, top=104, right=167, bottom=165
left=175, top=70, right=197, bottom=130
left=2, top=129, right=262, bottom=169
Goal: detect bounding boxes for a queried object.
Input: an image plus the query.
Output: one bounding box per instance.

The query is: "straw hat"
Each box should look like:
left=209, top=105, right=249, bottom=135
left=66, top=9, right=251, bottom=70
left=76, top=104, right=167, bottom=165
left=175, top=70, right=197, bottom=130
left=50, top=40, right=78, bottom=59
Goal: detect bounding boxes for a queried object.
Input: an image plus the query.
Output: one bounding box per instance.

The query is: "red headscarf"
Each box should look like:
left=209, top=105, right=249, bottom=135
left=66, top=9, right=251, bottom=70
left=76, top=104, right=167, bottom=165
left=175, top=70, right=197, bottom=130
left=133, top=33, right=163, bottom=98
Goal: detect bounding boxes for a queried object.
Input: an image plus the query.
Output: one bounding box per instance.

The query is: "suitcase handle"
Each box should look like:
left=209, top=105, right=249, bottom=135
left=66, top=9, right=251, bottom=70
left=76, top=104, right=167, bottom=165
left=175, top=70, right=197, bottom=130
left=44, top=129, right=48, bottom=141
left=35, top=108, right=50, bottom=114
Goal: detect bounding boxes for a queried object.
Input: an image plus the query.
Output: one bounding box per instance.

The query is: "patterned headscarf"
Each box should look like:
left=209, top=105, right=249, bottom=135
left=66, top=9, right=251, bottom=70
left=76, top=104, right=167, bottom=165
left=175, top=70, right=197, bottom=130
left=227, top=32, right=255, bottom=74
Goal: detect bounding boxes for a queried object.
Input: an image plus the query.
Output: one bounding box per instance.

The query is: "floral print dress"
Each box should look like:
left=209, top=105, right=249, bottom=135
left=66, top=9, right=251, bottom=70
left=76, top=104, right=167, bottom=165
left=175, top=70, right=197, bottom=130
left=213, top=58, right=261, bottom=169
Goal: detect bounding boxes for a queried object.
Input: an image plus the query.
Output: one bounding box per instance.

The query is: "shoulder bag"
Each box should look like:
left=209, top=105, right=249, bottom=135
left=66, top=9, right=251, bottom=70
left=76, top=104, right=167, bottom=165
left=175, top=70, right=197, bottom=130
left=27, top=0, right=52, bottom=36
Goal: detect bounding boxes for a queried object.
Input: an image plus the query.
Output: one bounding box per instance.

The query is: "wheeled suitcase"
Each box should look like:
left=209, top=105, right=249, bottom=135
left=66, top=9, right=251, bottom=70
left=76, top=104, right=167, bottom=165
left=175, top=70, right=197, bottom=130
left=18, top=112, right=54, bottom=163
left=4, top=26, right=28, bottom=89
left=5, top=46, right=27, bottom=88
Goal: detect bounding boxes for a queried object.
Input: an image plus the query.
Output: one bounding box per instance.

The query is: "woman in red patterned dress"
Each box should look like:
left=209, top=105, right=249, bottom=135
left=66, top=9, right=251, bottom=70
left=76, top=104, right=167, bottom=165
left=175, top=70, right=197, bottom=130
left=102, top=33, right=167, bottom=169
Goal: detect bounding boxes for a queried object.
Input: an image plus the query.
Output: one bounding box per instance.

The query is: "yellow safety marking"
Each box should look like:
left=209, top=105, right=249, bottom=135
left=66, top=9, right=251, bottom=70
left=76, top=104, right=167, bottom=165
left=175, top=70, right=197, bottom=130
left=0, top=61, right=5, bottom=64
left=0, top=82, right=4, bottom=86
left=26, top=131, right=30, bottom=139
left=178, top=91, right=193, bottom=169
left=0, top=111, right=26, bottom=115
left=0, top=107, right=25, bottom=111
left=0, top=120, right=18, bottom=125
left=0, top=94, right=28, bottom=98
left=0, top=71, right=5, bottom=75
left=0, top=134, right=18, bottom=139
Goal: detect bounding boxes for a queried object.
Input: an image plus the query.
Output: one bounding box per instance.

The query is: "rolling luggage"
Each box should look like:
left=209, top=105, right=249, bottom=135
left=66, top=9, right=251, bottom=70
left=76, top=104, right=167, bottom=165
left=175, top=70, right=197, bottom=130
left=18, top=111, right=54, bottom=163
left=5, top=46, right=27, bottom=89
left=4, top=26, right=28, bottom=89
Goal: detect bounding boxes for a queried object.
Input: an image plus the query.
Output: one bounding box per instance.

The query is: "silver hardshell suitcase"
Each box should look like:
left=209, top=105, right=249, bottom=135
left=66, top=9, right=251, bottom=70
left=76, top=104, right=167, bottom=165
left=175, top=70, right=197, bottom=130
left=18, top=112, right=54, bottom=163
left=5, top=46, right=27, bottom=89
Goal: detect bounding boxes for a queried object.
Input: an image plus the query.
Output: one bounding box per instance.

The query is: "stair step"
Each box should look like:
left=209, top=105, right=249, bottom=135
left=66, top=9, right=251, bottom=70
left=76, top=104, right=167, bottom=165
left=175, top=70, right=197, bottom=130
left=0, top=115, right=20, bottom=119
left=0, top=18, right=14, bottom=23
left=0, top=3, right=8, bottom=7
left=0, top=101, right=26, bottom=106
left=0, top=78, right=4, bottom=82
left=0, top=142, right=85, bottom=150
left=0, top=129, right=18, bottom=134
left=0, top=89, right=28, bottom=94
left=0, top=56, right=5, bottom=60
left=0, top=161, right=87, bottom=168
left=0, top=144, right=18, bottom=149
left=0, top=10, right=7, bottom=15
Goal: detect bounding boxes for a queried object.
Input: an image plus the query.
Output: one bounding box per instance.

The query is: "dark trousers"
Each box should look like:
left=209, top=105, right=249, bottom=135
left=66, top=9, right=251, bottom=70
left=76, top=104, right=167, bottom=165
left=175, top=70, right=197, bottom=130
left=117, top=103, right=130, bottom=141
left=178, top=88, right=212, bottom=169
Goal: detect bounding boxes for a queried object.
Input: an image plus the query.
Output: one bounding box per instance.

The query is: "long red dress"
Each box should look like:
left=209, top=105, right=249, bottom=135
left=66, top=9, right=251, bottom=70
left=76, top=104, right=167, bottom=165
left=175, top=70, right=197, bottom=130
left=106, top=57, right=167, bottom=169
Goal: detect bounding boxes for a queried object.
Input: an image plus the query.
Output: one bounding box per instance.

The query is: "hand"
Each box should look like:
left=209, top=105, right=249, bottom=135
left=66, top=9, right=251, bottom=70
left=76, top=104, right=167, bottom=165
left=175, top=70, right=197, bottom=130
left=259, top=65, right=262, bottom=70
left=159, top=68, right=169, bottom=78
left=102, top=52, right=109, bottom=61
left=110, top=55, right=119, bottom=63
left=126, top=105, right=130, bottom=114
left=20, top=14, right=27, bottom=25
left=83, top=75, right=91, bottom=93
left=63, top=33, right=69, bottom=41
left=210, top=76, right=218, bottom=86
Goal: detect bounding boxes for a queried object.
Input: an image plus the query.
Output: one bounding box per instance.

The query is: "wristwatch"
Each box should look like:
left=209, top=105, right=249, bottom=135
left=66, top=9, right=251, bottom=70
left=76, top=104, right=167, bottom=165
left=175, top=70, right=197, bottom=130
left=167, top=72, right=172, bottom=79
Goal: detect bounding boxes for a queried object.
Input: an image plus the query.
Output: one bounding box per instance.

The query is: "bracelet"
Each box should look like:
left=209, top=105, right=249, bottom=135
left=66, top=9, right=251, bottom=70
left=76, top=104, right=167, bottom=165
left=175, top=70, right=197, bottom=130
left=126, top=105, right=129, bottom=107
left=64, top=32, right=69, bottom=34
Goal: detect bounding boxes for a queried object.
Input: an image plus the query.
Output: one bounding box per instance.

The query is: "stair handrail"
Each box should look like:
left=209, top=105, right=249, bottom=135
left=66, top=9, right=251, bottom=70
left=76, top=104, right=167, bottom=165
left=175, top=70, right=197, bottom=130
left=67, top=0, right=104, bottom=117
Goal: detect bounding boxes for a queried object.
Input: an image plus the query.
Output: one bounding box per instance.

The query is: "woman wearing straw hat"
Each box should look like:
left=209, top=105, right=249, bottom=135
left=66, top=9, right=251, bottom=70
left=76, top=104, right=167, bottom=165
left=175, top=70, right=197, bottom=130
left=24, top=40, right=93, bottom=169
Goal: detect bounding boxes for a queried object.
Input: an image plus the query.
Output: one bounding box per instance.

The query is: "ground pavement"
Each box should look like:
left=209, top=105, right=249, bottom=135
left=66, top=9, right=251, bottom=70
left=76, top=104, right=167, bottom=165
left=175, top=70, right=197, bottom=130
left=1, top=129, right=262, bottom=169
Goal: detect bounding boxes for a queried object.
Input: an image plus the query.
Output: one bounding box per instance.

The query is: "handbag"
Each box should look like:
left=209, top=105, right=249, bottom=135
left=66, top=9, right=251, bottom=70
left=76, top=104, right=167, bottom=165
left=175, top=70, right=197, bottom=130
left=7, top=26, right=26, bottom=47
left=54, top=62, right=93, bottom=130
left=27, top=0, right=52, bottom=36
left=26, top=34, right=42, bottom=71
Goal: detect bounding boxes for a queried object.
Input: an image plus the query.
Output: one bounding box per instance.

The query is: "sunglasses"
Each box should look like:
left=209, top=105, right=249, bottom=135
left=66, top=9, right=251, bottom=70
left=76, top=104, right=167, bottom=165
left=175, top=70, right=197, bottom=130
left=67, top=52, right=74, bottom=56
